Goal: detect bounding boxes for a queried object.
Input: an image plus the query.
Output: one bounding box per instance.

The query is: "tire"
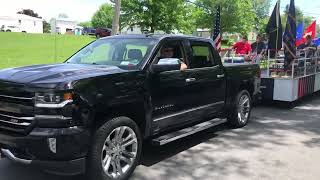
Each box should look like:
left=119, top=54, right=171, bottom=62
left=227, top=90, right=252, bottom=128
left=87, top=116, right=142, bottom=180
left=6, top=30, right=11, bottom=32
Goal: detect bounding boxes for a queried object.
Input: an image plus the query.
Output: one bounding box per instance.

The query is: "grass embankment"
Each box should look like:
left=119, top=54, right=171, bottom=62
left=0, top=32, right=95, bottom=69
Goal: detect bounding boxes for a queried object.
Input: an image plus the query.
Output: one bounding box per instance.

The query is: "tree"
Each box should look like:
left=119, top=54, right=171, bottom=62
left=17, top=9, right=41, bottom=18
left=43, top=20, right=51, bottom=33
left=91, top=3, right=114, bottom=28
left=257, top=16, right=270, bottom=34
left=177, top=3, right=203, bottom=34
left=121, top=0, right=187, bottom=33
left=58, top=13, right=69, bottom=19
left=193, top=0, right=256, bottom=34
left=79, top=21, right=92, bottom=28
left=252, top=0, right=271, bottom=33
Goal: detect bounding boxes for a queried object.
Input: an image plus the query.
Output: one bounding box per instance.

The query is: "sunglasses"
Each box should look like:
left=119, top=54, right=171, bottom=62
left=163, top=48, right=174, bottom=52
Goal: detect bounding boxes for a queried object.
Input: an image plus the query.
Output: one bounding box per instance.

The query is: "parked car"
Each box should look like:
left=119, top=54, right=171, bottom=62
left=0, top=35, right=260, bottom=180
left=82, top=27, right=96, bottom=36
left=1, top=25, right=18, bottom=32
left=0, top=25, right=26, bottom=33
left=95, top=27, right=111, bottom=38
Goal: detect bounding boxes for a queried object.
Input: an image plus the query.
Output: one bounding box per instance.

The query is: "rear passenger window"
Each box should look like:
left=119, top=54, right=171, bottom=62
left=190, top=42, right=215, bottom=69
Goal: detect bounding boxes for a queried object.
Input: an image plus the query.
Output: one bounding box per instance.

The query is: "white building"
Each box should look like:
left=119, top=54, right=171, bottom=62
left=121, top=25, right=142, bottom=34
left=0, top=14, right=43, bottom=33
left=194, top=28, right=211, bottom=38
left=120, top=25, right=168, bottom=35
left=50, top=18, right=78, bottom=34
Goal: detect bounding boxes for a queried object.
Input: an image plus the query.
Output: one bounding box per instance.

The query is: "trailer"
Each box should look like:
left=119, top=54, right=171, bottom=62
left=222, top=49, right=320, bottom=102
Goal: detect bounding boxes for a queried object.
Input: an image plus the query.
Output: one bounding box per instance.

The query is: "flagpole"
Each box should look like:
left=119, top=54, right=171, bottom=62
left=276, top=0, right=280, bottom=53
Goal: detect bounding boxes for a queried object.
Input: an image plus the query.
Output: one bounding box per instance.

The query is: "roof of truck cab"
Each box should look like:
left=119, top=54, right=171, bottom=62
left=100, top=34, right=213, bottom=42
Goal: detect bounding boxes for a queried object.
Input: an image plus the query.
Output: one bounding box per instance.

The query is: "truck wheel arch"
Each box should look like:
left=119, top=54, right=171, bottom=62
left=239, top=81, right=254, bottom=98
left=92, top=103, right=147, bottom=138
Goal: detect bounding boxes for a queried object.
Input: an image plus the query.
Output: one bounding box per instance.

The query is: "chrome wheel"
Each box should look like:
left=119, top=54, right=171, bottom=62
left=101, top=126, right=138, bottom=179
left=237, top=94, right=251, bottom=124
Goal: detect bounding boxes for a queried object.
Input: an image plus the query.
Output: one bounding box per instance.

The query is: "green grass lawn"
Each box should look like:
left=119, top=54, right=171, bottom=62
left=0, top=32, right=95, bottom=69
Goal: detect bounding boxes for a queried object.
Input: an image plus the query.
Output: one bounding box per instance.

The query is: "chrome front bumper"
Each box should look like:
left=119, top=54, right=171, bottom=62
left=1, top=148, right=32, bottom=164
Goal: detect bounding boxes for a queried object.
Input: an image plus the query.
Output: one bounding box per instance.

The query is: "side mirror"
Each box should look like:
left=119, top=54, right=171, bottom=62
left=151, top=58, right=181, bottom=73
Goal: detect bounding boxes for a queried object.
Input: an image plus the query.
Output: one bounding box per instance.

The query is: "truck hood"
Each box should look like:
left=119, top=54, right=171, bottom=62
left=0, top=63, right=128, bottom=88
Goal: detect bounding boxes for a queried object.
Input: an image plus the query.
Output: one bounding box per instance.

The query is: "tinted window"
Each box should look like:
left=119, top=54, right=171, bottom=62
left=189, top=42, right=215, bottom=68
left=153, top=40, right=186, bottom=65
left=124, top=44, right=148, bottom=61
left=66, top=38, right=157, bottom=70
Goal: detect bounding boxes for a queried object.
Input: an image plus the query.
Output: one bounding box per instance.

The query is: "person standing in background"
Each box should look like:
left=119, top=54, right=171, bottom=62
left=232, top=35, right=252, bottom=55
left=231, top=35, right=252, bottom=61
left=251, top=34, right=267, bottom=63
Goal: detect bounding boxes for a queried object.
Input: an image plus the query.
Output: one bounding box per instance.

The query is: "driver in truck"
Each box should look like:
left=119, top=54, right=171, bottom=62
left=160, top=44, right=188, bottom=71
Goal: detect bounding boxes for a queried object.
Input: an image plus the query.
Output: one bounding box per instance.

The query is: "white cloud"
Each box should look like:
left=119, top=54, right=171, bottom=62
left=0, top=0, right=108, bottom=22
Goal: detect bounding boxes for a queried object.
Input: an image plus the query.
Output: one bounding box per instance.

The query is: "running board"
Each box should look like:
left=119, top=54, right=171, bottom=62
left=152, top=118, right=227, bottom=146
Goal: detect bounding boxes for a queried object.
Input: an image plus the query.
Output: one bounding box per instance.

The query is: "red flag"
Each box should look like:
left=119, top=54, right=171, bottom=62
left=296, top=20, right=316, bottom=46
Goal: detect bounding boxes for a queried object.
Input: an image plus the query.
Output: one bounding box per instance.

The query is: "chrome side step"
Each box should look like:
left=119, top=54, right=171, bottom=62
left=152, top=118, right=227, bottom=146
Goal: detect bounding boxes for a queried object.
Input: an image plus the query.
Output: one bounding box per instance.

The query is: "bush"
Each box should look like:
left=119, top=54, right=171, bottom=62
left=227, top=39, right=235, bottom=46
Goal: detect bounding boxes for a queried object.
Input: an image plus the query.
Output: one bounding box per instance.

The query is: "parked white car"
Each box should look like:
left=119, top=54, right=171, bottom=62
left=0, top=25, right=26, bottom=32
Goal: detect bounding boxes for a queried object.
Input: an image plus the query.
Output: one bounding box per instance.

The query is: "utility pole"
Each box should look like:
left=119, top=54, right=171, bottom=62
left=112, top=0, right=121, bottom=35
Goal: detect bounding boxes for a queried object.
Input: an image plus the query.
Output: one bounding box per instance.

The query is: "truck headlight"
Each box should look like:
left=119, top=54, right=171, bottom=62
left=35, top=92, right=73, bottom=108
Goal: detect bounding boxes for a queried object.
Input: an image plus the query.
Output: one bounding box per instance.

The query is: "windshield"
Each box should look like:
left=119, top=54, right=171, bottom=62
left=66, top=38, right=158, bottom=70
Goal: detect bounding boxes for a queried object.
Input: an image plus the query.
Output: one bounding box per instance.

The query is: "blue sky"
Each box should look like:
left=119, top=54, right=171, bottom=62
left=271, top=0, right=320, bottom=22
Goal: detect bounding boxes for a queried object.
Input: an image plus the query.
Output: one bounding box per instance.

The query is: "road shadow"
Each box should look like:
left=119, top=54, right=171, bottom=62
left=1, top=93, right=320, bottom=180
left=257, top=91, right=320, bottom=109
left=0, top=124, right=231, bottom=180
left=131, top=92, right=320, bottom=179
left=140, top=123, right=228, bottom=167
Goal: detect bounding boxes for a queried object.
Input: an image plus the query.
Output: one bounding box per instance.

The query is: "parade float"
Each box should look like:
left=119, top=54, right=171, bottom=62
left=260, top=50, right=320, bottom=102
left=221, top=0, right=320, bottom=102
left=222, top=48, right=320, bottom=102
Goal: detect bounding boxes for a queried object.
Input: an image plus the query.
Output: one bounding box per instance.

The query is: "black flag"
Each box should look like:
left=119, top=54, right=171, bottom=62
left=283, top=0, right=296, bottom=69
left=266, top=1, right=282, bottom=58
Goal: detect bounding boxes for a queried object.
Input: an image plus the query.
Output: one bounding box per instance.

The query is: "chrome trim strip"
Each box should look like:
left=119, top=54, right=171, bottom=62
left=35, top=100, right=73, bottom=108
left=0, top=119, right=30, bottom=126
left=35, top=115, right=72, bottom=120
left=0, top=94, right=33, bottom=100
left=153, top=101, right=224, bottom=122
left=0, top=113, right=34, bottom=121
left=157, top=119, right=227, bottom=145
left=184, top=65, right=220, bottom=72
left=1, top=149, right=32, bottom=164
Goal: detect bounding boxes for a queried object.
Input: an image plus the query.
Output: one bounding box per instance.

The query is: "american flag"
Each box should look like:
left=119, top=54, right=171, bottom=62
left=212, top=6, right=221, bottom=52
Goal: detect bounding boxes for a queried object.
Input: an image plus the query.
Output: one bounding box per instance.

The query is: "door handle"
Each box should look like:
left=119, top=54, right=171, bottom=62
left=217, top=74, right=225, bottom=78
left=185, top=78, right=196, bottom=83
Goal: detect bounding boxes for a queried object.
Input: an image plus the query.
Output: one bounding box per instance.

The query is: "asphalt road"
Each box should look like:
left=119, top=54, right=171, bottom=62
left=1, top=94, right=320, bottom=180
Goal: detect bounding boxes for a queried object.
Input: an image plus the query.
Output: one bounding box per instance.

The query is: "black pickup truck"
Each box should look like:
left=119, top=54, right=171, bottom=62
left=0, top=35, right=260, bottom=180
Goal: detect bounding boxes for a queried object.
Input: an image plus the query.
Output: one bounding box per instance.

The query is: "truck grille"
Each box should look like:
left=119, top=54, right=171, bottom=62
left=0, top=81, right=35, bottom=135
